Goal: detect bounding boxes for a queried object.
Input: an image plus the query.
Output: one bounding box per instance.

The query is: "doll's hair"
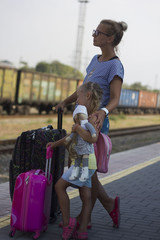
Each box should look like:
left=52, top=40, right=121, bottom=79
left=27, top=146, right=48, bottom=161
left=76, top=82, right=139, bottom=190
left=78, top=82, right=103, bottom=113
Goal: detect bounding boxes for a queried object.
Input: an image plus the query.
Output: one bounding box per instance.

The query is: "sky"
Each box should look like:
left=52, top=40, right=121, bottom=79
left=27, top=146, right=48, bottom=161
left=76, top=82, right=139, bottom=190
left=0, top=0, right=160, bottom=90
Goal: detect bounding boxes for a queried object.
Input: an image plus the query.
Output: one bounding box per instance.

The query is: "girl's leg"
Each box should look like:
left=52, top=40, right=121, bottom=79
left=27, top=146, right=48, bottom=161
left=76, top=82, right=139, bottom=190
left=55, top=178, right=71, bottom=226
left=78, top=186, right=92, bottom=232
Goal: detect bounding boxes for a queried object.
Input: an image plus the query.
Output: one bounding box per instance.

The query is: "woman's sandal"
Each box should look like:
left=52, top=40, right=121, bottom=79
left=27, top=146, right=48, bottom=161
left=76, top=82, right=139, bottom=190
left=72, top=230, right=88, bottom=240
left=109, top=196, right=120, bottom=228
left=59, top=221, right=92, bottom=230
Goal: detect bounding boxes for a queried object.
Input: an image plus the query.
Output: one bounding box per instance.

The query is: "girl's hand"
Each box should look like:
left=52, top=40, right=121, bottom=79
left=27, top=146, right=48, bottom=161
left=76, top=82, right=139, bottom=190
left=72, top=123, right=80, bottom=132
left=46, top=142, right=55, bottom=149
left=90, top=110, right=106, bottom=131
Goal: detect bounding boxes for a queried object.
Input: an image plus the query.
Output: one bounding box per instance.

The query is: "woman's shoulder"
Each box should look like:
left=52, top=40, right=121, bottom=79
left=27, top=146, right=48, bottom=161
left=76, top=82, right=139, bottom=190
left=112, top=58, right=124, bottom=67
left=90, top=55, right=99, bottom=62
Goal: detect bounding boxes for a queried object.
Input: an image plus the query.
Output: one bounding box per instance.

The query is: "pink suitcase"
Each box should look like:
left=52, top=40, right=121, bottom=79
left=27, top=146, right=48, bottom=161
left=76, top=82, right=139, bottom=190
left=9, top=146, right=53, bottom=239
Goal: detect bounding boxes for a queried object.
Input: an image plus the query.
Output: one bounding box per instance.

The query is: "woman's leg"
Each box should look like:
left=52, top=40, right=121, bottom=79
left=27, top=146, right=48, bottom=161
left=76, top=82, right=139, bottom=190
left=78, top=186, right=92, bottom=232
left=91, top=172, right=120, bottom=228
left=92, top=172, right=114, bottom=213
left=76, top=172, right=114, bottom=225
left=55, top=178, right=71, bottom=226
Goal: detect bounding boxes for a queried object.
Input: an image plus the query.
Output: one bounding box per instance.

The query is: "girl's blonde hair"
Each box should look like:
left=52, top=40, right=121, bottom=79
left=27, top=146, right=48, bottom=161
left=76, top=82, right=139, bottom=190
left=78, top=82, right=103, bottom=113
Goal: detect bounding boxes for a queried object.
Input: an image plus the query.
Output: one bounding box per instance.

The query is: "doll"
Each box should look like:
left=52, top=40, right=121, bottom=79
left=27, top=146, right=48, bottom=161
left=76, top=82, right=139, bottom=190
left=65, top=105, right=97, bottom=182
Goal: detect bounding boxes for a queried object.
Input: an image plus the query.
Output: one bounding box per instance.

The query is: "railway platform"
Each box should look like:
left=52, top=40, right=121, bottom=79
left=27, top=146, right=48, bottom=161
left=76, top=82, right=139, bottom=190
left=0, top=142, right=160, bottom=240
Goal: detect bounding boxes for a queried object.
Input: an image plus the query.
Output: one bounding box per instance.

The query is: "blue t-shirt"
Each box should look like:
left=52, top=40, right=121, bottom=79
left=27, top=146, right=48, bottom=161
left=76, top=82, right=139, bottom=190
left=83, top=55, right=124, bottom=108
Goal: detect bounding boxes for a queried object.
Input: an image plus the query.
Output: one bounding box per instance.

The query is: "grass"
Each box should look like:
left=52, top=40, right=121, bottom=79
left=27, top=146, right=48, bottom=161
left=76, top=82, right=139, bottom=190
left=0, top=114, right=160, bottom=140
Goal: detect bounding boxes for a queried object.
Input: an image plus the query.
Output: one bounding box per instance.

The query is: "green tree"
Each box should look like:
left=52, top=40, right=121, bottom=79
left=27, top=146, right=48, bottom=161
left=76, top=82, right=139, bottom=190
left=35, top=60, right=83, bottom=79
left=35, top=61, right=50, bottom=73
left=130, top=82, right=149, bottom=91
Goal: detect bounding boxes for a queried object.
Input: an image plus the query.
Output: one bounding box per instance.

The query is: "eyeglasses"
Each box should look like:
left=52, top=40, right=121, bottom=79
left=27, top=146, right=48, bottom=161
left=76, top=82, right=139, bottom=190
left=92, top=29, right=110, bottom=37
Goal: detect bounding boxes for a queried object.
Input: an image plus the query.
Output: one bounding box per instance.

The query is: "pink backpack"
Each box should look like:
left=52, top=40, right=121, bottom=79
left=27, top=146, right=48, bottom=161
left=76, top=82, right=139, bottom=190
left=94, top=132, right=112, bottom=173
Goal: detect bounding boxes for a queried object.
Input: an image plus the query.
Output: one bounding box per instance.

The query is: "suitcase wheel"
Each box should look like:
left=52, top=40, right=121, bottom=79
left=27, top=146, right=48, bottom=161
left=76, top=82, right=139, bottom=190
left=43, top=225, right=48, bottom=232
left=33, top=231, right=40, bottom=239
left=9, top=229, right=16, bottom=238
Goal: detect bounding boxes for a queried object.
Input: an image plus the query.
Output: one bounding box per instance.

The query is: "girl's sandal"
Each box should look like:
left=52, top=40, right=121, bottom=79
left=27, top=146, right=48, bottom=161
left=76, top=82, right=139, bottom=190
left=109, top=196, right=120, bottom=228
left=62, top=217, right=77, bottom=240
left=59, top=221, right=92, bottom=230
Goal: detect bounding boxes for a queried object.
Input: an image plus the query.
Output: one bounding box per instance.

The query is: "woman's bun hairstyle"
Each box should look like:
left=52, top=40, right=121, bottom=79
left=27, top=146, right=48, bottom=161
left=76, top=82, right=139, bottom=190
left=119, top=21, right=128, bottom=32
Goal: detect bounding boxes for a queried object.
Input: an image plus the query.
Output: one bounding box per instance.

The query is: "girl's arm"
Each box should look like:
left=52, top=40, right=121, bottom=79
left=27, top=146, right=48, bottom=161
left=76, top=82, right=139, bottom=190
left=46, top=136, right=67, bottom=149
left=72, top=115, right=99, bottom=143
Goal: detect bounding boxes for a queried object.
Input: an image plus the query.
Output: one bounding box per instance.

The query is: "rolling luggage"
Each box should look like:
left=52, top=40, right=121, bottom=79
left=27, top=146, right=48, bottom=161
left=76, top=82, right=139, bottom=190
left=9, top=146, right=53, bottom=239
left=9, top=109, right=66, bottom=221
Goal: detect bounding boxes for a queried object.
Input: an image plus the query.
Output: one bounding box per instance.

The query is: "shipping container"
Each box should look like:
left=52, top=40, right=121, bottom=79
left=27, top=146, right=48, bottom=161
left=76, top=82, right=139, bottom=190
left=118, top=89, right=139, bottom=107
left=138, top=90, right=157, bottom=108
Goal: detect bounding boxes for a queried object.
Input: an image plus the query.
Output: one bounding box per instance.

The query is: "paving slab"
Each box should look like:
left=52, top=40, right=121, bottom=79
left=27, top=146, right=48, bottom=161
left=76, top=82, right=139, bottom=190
left=0, top=142, right=160, bottom=240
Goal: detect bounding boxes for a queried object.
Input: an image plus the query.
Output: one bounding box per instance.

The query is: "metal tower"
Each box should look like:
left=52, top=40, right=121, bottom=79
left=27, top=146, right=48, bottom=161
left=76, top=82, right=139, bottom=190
left=74, top=0, right=88, bottom=72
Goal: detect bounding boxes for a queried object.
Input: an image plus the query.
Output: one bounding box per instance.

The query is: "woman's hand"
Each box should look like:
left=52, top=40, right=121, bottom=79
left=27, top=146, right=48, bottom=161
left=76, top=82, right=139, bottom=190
left=55, top=101, right=66, bottom=112
left=89, top=110, right=106, bottom=131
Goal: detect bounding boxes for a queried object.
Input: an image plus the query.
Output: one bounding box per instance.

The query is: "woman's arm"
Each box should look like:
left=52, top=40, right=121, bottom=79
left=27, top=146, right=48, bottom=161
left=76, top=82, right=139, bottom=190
left=55, top=91, right=77, bottom=111
left=93, top=76, right=122, bottom=129
left=105, top=76, right=122, bottom=112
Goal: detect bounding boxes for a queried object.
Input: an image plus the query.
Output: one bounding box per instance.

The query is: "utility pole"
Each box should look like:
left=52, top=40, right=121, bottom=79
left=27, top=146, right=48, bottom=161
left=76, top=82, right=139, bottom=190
left=74, top=0, right=88, bottom=73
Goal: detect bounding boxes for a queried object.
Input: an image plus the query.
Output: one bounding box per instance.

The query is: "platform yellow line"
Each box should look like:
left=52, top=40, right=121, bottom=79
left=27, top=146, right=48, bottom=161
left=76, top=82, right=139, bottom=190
left=68, top=156, right=160, bottom=199
left=1, top=156, right=160, bottom=229
left=0, top=216, right=10, bottom=229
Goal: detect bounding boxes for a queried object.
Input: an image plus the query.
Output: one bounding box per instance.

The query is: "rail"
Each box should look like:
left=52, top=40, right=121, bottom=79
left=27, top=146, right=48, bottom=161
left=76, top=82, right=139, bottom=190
left=0, top=124, right=160, bottom=155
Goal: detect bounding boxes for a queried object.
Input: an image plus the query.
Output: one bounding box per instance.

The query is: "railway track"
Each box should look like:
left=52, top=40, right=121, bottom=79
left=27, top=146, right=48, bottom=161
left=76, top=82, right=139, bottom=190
left=0, top=124, right=160, bottom=155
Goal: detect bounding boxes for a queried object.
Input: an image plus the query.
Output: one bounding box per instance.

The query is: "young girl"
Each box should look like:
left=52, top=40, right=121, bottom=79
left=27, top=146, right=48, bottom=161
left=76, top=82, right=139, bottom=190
left=46, top=82, right=102, bottom=240
left=66, top=104, right=97, bottom=182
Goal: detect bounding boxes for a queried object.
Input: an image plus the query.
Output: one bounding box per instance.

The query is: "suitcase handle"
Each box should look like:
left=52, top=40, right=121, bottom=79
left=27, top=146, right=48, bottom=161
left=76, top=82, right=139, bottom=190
left=46, top=145, right=53, bottom=159
left=45, top=146, right=53, bottom=180
left=57, top=107, right=63, bottom=129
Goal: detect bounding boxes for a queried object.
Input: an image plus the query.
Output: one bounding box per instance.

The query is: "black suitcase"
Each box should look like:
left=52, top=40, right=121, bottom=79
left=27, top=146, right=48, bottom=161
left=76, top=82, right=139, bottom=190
left=9, top=109, right=66, bottom=222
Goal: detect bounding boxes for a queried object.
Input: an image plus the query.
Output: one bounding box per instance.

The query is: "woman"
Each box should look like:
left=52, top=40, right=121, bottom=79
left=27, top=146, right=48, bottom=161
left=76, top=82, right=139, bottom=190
left=56, top=19, right=128, bottom=230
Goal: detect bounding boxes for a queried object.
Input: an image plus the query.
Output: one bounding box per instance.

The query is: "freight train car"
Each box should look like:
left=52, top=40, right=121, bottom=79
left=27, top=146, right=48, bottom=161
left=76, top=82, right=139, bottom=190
left=0, top=66, right=82, bottom=114
left=0, top=66, right=160, bottom=115
left=138, top=90, right=158, bottom=113
left=117, top=88, right=160, bottom=114
left=157, top=93, right=160, bottom=110
left=0, top=66, right=17, bottom=114
left=15, top=69, right=82, bottom=114
left=118, top=89, right=139, bottom=114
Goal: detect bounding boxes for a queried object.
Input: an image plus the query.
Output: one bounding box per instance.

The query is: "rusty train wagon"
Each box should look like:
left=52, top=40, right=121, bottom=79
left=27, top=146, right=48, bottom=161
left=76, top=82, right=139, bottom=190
left=0, top=65, right=160, bottom=115
left=0, top=66, right=17, bottom=114
left=16, top=70, right=81, bottom=114
left=138, top=90, right=158, bottom=114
